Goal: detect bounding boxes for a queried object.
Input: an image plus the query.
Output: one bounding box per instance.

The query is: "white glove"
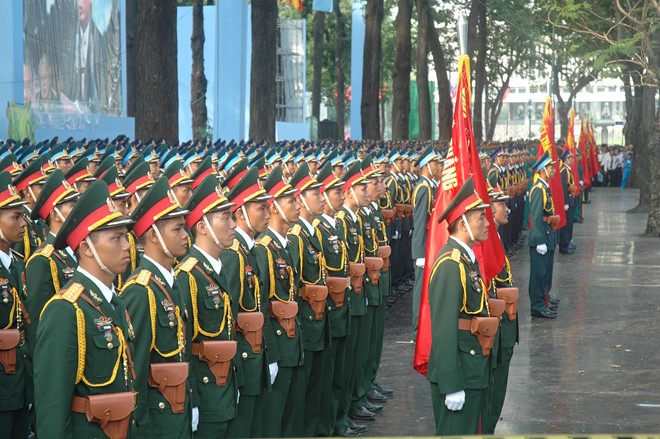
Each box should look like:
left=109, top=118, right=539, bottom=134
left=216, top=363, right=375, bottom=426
left=536, top=244, right=548, bottom=255
left=579, top=180, right=584, bottom=187
left=408, top=230, right=413, bottom=237
left=564, top=204, right=569, bottom=211
left=192, top=407, right=199, bottom=432
left=393, top=231, right=400, bottom=240
left=268, top=362, right=279, bottom=385
left=415, top=258, right=425, bottom=268
left=237, top=389, right=241, bottom=404
left=444, top=390, right=466, bottom=411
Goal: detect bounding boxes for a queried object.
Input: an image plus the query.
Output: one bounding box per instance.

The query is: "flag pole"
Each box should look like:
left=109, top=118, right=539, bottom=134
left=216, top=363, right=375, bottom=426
left=458, top=14, right=468, bottom=55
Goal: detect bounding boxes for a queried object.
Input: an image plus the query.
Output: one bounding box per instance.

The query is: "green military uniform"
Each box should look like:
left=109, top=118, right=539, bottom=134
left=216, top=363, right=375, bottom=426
left=120, top=177, right=193, bottom=439
left=34, top=180, right=137, bottom=438
left=427, top=178, right=495, bottom=435
left=254, top=167, right=303, bottom=438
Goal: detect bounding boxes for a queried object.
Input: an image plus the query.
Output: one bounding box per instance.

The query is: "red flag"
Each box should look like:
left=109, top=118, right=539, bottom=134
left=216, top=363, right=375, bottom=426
left=587, top=120, right=600, bottom=177
left=566, top=109, right=580, bottom=194
left=577, top=119, right=591, bottom=189
left=413, top=54, right=505, bottom=376
left=535, top=97, right=566, bottom=229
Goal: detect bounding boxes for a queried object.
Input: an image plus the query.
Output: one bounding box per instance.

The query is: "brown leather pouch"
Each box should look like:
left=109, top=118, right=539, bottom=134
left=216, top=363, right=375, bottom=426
left=71, top=392, right=135, bottom=439
left=326, top=277, right=349, bottom=308
left=458, top=317, right=499, bottom=356
left=364, top=257, right=384, bottom=285
left=544, top=214, right=561, bottom=231
left=192, top=340, right=237, bottom=386
left=0, top=329, right=20, bottom=374
left=268, top=300, right=298, bottom=338
left=377, top=246, right=392, bottom=272
left=496, top=287, right=519, bottom=320
left=299, top=285, right=329, bottom=320
left=348, top=262, right=366, bottom=293
left=381, top=209, right=395, bottom=226
left=394, top=203, right=406, bottom=219
left=148, top=362, right=189, bottom=414
left=236, top=312, right=264, bottom=354
left=403, top=204, right=413, bottom=219
left=488, top=298, right=506, bottom=318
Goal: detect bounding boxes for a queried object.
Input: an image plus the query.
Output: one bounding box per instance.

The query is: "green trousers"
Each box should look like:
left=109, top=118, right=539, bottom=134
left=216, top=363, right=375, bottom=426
left=0, top=407, right=28, bottom=439
left=336, top=314, right=361, bottom=428
left=350, top=314, right=370, bottom=410
left=318, top=335, right=347, bottom=436
left=195, top=420, right=229, bottom=438
left=430, top=383, right=488, bottom=436
left=226, top=392, right=263, bottom=438
left=261, top=366, right=295, bottom=437
left=485, top=346, right=514, bottom=434
left=303, top=349, right=327, bottom=437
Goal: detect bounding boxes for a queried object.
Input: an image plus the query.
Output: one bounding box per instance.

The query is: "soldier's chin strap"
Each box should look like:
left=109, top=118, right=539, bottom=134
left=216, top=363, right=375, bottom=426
left=240, top=205, right=258, bottom=235
left=0, top=228, right=11, bottom=246
left=461, top=214, right=477, bottom=243
left=273, top=200, right=291, bottom=225
left=392, top=162, right=402, bottom=173
left=299, top=193, right=313, bottom=216
left=350, top=187, right=361, bottom=209
left=202, top=215, right=226, bottom=251
left=324, top=193, right=337, bottom=214
left=27, top=186, right=38, bottom=206
left=151, top=224, right=174, bottom=259
left=85, top=236, right=115, bottom=277
left=53, top=206, right=66, bottom=223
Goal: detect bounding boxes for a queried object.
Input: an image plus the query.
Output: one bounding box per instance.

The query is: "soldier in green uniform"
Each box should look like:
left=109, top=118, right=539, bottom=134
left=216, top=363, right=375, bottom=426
left=528, top=151, right=559, bottom=319
left=484, top=185, right=520, bottom=434
left=13, top=155, right=52, bottom=263
left=559, top=149, right=576, bottom=254
left=384, top=151, right=406, bottom=297
left=34, top=180, right=136, bottom=438
left=255, top=167, right=303, bottom=437
left=176, top=175, right=239, bottom=438
left=411, top=147, right=440, bottom=340
left=65, top=157, right=97, bottom=193
left=428, top=177, right=497, bottom=436
left=24, top=170, right=80, bottom=357
left=287, top=162, right=331, bottom=437
left=335, top=162, right=374, bottom=426
left=120, top=176, right=193, bottom=438
left=221, top=167, right=276, bottom=438
left=0, top=171, right=30, bottom=439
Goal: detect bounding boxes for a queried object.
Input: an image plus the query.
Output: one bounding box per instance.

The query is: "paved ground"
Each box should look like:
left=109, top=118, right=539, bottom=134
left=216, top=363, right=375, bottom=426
left=367, top=187, right=660, bottom=436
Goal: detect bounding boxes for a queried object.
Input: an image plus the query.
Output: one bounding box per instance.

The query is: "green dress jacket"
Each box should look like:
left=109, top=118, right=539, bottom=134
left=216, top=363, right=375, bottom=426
left=175, top=245, right=239, bottom=424
left=314, top=215, right=350, bottom=338
left=120, top=258, right=192, bottom=439
left=335, top=208, right=367, bottom=317
left=358, top=208, right=382, bottom=306
left=35, top=270, right=136, bottom=438
left=254, top=228, right=303, bottom=367
left=528, top=178, right=558, bottom=249
left=411, top=176, right=434, bottom=260
left=288, top=220, right=330, bottom=351
left=427, top=238, right=492, bottom=394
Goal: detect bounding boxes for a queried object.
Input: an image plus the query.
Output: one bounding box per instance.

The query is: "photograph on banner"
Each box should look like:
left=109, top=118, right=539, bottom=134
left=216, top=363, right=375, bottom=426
left=23, top=0, right=122, bottom=118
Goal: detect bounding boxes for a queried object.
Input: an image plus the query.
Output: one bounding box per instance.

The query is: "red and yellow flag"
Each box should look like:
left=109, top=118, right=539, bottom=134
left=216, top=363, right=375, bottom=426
left=566, top=109, right=580, bottom=194
left=413, top=54, right=505, bottom=376
left=535, top=97, right=566, bottom=229
left=577, top=118, right=591, bottom=189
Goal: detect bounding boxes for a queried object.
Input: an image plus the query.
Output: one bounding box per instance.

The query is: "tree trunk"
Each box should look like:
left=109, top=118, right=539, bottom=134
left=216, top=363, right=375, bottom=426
left=335, top=0, right=345, bottom=140
left=644, top=107, right=660, bottom=235
left=249, top=0, right=278, bottom=143
left=427, top=15, right=452, bottom=142
left=415, top=0, right=431, bottom=140
left=556, top=100, right=570, bottom=141
left=628, top=83, right=656, bottom=213
left=191, top=0, right=208, bottom=140
left=126, top=0, right=137, bottom=118
left=311, top=11, right=326, bottom=121
left=136, top=0, right=178, bottom=142
left=361, top=0, right=384, bottom=140
left=472, top=0, right=487, bottom=143
left=391, top=0, right=413, bottom=140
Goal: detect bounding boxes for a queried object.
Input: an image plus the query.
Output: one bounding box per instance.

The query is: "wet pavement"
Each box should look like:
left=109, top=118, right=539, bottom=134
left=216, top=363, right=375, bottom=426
left=369, top=188, right=660, bottom=435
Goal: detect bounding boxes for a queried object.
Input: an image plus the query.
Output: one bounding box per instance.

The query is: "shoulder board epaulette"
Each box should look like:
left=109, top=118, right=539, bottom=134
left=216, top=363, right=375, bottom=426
left=312, top=218, right=321, bottom=228
left=177, top=257, right=198, bottom=273
left=336, top=211, right=346, bottom=220
left=60, top=283, right=84, bottom=303
left=136, top=269, right=152, bottom=286
left=258, top=235, right=272, bottom=247
left=450, top=248, right=462, bottom=262
left=229, top=240, right=240, bottom=251
left=40, top=243, right=55, bottom=258
left=289, top=224, right=302, bottom=236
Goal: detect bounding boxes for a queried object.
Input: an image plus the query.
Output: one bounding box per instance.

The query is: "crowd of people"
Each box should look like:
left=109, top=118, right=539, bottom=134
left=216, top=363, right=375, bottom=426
left=0, top=134, right=602, bottom=438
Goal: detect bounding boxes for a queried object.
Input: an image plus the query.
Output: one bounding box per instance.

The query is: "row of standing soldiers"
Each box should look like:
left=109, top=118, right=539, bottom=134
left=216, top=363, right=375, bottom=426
left=0, top=137, right=449, bottom=439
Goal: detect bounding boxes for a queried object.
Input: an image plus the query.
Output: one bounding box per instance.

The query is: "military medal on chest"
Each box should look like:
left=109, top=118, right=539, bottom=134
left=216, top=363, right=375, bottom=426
left=245, top=264, right=255, bottom=288
left=276, top=258, right=287, bottom=279
left=95, top=316, right=115, bottom=349
left=161, top=299, right=176, bottom=326
left=350, top=227, right=358, bottom=245
left=206, top=284, right=221, bottom=310
left=63, top=267, right=75, bottom=280
left=468, top=270, right=482, bottom=293
left=329, top=235, right=340, bottom=254
left=0, top=278, right=9, bottom=303
left=308, top=246, right=318, bottom=262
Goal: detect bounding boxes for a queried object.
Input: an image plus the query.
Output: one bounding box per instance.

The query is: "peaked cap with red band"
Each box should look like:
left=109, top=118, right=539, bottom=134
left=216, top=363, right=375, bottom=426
left=31, top=169, right=79, bottom=221
left=130, top=176, right=190, bottom=237
left=437, top=177, right=490, bottom=225
left=288, top=162, right=322, bottom=193
left=315, top=162, right=344, bottom=194
left=225, top=167, right=271, bottom=212
left=122, top=161, right=155, bottom=195
left=341, top=161, right=369, bottom=192
left=184, top=174, right=235, bottom=229
left=13, top=155, right=51, bottom=192
left=263, top=166, right=297, bottom=205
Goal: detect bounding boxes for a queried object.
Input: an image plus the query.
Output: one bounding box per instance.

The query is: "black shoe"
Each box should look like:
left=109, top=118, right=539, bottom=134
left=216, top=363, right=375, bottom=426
left=349, top=407, right=376, bottom=421
left=373, top=383, right=394, bottom=397
left=404, top=279, right=415, bottom=287
left=334, top=426, right=362, bottom=437
left=549, top=296, right=560, bottom=305
left=363, top=401, right=383, bottom=412
left=559, top=248, right=575, bottom=254
left=348, top=420, right=368, bottom=433
left=531, top=309, right=557, bottom=319
left=569, top=244, right=576, bottom=251
left=366, top=388, right=388, bottom=402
